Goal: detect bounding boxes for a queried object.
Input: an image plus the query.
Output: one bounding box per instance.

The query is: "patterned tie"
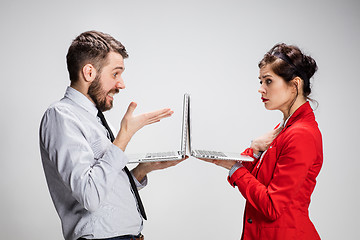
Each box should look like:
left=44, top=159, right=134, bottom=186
left=97, top=110, right=147, bottom=220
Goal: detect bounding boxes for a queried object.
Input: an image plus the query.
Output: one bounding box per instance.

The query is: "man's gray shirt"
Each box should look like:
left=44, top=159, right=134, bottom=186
left=39, top=87, right=146, bottom=240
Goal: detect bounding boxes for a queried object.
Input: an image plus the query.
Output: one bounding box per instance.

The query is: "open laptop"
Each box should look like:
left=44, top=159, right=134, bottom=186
left=186, top=93, right=253, bottom=162
left=127, top=94, right=189, bottom=163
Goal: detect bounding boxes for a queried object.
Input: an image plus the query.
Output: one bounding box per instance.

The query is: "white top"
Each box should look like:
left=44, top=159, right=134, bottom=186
left=39, top=87, right=146, bottom=240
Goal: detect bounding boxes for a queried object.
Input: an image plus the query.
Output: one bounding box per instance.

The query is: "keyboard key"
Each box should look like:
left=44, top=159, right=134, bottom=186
left=195, top=150, right=227, bottom=157
left=145, top=151, right=178, bottom=158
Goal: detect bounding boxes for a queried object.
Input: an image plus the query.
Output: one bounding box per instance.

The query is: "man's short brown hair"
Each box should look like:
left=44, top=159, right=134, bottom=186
left=66, top=31, right=128, bottom=82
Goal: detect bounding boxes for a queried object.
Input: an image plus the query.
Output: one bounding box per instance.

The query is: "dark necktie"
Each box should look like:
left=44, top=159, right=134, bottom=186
left=97, top=110, right=147, bottom=220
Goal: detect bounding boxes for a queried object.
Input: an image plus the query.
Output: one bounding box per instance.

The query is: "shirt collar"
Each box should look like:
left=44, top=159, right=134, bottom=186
left=64, top=86, right=98, bottom=117
left=280, top=114, right=292, bottom=128
left=282, top=101, right=313, bottom=128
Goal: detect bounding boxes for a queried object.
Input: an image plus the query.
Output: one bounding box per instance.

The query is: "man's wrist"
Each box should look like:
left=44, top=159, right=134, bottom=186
left=113, top=130, right=132, bottom=151
left=131, top=164, right=150, bottom=182
left=130, top=169, right=148, bottom=189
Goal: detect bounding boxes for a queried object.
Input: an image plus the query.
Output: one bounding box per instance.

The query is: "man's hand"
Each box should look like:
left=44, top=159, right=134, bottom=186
left=113, top=102, right=173, bottom=151
left=250, top=126, right=283, bottom=155
left=131, top=158, right=187, bottom=182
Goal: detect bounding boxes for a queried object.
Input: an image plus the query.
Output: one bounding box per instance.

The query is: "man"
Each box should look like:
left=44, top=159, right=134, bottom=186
left=39, top=30, right=183, bottom=240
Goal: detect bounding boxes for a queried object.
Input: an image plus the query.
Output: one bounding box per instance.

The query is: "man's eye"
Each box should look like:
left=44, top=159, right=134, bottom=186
left=266, top=79, right=272, bottom=84
left=113, top=73, right=117, bottom=77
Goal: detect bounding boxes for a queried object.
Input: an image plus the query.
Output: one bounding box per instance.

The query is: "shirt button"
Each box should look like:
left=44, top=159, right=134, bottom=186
left=247, top=218, right=253, bottom=224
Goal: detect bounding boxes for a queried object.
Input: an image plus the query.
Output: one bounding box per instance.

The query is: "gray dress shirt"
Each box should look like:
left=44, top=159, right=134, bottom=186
left=39, top=87, right=146, bottom=240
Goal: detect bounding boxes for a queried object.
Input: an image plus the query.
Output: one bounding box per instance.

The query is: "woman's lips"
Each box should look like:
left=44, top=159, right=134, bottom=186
left=261, top=97, right=269, bottom=103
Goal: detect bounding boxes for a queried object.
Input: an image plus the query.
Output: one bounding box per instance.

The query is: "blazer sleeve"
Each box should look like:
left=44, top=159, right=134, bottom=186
left=228, top=126, right=317, bottom=221
left=242, top=159, right=258, bottom=172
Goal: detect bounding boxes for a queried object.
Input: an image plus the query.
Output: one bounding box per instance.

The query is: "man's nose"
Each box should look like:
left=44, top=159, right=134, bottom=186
left=116, top=77, right=125, bottom=89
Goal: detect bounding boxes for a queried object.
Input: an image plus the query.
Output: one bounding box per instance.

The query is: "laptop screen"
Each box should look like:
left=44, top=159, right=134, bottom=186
left=180, top=94, right=190, bottom=155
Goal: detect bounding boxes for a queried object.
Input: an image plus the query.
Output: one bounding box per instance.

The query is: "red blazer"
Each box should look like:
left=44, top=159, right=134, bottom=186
left=229, top=102, right=323, bottom=240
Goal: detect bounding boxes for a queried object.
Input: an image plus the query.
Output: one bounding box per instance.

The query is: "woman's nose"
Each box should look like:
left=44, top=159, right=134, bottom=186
left=258, top=85, right=265, bottom=94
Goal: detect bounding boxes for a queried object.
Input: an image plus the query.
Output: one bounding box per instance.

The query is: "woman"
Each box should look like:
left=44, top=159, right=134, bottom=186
left=201, top=43, right=322, bottom=239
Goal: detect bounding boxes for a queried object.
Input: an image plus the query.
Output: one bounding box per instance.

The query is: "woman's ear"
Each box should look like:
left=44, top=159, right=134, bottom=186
left=292, top=77, right=302, bottom=93
left=82, top=64, right=97, bottom=83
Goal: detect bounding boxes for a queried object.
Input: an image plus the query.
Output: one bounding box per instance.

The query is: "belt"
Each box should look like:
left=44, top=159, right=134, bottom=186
left=79, top=234, right=144, bottom=240
left=116, top=234, right=144, bottom=240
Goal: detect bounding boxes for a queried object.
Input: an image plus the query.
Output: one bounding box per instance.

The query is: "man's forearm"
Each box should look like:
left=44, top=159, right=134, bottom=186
left=113, top=129, right=132, bottom=151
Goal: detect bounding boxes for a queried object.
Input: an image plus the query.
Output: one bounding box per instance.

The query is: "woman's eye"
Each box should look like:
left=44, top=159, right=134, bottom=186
left=259, top=80, right=263, bottom=85
left=266, top=79, right=272, bottom=85
left=113, top=73, right=117, bottom=78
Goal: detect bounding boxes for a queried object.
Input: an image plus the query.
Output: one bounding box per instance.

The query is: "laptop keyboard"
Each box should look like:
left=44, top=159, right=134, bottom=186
left=194, top=150, right=227, bottom=157
left=145, top=151, right=179, bottom=158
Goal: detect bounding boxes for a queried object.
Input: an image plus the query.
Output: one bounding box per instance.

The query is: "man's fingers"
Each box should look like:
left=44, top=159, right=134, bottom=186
left=145, top=108, right=173, bottom=119
left=146, top=159, right=185, bottom=171
left=125, top=102, right=138, bottom=116
left=142, top=109, right=173, bottom=125
left=146, top=119, right=161, bottom=125
left=143, top=111, right=172, bottom=125
left=150, top=111, right=173, bottom=122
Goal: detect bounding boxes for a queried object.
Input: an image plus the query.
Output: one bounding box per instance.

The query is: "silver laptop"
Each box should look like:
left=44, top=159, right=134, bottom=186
left=127, top=95, right=189, bottom=163
left=186, top=93, right=253, bottom=162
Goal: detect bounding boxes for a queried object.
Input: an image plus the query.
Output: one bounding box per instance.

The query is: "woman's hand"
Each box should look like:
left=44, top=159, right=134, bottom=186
left=199, top=158, right=238, bottom=170
left=114, top=102, right=173, bottom=151
left=251, top=126, right=283, bottom=155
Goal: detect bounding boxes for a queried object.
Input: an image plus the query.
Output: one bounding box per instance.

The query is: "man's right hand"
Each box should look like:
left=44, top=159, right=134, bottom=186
left=113, top=102, right=173, bottom=151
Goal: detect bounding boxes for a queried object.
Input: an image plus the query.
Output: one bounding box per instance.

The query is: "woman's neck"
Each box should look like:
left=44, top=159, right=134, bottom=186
left=282, top=97, right=306, bottom=120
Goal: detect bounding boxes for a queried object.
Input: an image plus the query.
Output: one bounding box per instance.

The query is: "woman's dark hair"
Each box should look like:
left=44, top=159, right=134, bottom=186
left=258, top=43, right=318, bottom=100
left=66, top=30, right=129, bottom=82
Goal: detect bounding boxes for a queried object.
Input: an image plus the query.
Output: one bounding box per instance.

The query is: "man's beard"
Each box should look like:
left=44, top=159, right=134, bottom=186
left=88, top=75, right=116, bottom=112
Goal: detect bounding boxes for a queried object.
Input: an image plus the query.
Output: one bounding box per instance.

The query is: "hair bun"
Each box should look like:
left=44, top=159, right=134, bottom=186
left=302, top=55, right=318, bottom=81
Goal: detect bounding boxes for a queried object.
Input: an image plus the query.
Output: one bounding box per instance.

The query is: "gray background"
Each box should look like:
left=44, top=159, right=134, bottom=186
left=1, top=0, right=359, bottom=239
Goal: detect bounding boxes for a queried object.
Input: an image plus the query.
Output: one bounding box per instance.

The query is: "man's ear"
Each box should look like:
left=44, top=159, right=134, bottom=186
left=82, top=64, right=97, bottom=83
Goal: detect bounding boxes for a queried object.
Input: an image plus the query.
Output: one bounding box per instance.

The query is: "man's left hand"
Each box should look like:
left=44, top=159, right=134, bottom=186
left=131, top=157, right=187, bottom=182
